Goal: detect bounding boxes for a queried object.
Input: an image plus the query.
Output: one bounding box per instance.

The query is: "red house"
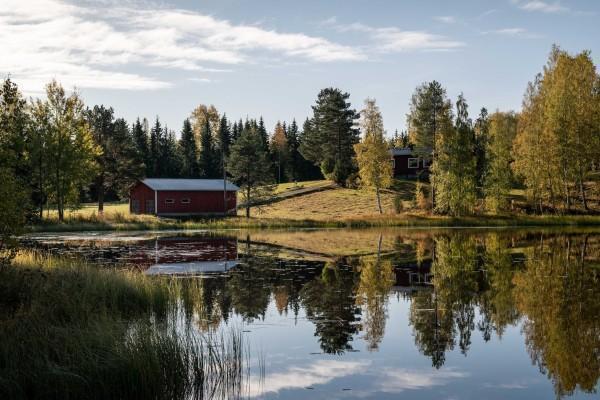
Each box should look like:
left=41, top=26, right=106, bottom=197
left=391, top=148, right=431, bottom=178
left=129, top=179, right=239, bottom=217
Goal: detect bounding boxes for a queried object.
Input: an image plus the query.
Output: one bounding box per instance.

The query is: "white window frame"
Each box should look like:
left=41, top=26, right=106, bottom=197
left=165, top=198, right=175, bottom=205
left=408, top=158, right=419, bottom=169
left=181, top=198, right=191, bottom=204
left=391, top=158, right=396, bottom=169
left=422, top=159, right=430, bottom=168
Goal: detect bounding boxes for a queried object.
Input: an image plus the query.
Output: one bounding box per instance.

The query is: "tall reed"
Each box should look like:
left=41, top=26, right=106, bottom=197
left=0, top=251, right=256, bottom=400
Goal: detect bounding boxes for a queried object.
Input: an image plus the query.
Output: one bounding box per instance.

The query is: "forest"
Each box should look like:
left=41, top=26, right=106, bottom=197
left=1, top=46, right=600, bottom=261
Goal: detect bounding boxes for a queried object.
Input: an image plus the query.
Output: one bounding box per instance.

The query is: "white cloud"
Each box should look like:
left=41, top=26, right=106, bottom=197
left=513, top=0, right=568, bottom=13
left=484, top=27, right=542, bottom=38
left=434, top=16, right=457, bottom=24
left=248, top=360, right=369, bottom=396
left=0, top=0, right=363, bottom=93
left=332, top=22, right=465, bottom=52
left=377, top=368, right=469, bottom=393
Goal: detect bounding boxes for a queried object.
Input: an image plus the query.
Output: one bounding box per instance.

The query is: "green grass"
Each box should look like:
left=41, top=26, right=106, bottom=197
left=29, top=179, right=600, bottom=232
left=272, top=179, right=331, bottom=194
left=0, top=252, right=252, bottom=400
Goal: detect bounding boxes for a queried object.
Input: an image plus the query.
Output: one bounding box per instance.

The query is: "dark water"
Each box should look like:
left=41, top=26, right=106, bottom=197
left=24, top=228, right=600, bottom=399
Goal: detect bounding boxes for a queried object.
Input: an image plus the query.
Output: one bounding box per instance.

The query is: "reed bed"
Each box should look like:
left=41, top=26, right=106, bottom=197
left=0, top=251, right=256, bottom=400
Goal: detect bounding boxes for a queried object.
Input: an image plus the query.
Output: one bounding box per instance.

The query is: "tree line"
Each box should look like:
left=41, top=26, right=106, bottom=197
left=1, top=45, right=599, bottom=236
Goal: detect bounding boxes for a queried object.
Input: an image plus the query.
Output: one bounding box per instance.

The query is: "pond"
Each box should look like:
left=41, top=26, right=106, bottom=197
left=23, top=228, right=600, bottom=399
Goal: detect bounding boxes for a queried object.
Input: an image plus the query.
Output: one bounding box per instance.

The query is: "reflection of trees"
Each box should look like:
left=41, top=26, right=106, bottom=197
left=409, top=234, right=512, bottom=367
left=300, top=261, right=361, bottom=354
left=409, top=290, right=456, bottom=368
left=478, top=234, right=520, bottom=339
left=356, top=252, right=395, bottom=351
left=514, top=235, right=600, bottom=398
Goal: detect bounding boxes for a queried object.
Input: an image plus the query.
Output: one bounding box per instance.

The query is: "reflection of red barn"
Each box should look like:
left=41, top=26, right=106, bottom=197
left=391, top=148, right=431, bottom=178
left=129, top=179, right=239, bottom=217
left=393, top=260, right=433, bottom=288
left=127, top=236, right=238, bottom=268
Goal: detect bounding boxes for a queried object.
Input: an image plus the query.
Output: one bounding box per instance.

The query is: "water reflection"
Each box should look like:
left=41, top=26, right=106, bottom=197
left=24, top=229, right=600, bottom=399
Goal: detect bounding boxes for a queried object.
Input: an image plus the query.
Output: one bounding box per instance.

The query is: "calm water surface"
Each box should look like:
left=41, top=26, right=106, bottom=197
left=25, top=228, right=600, bottom=399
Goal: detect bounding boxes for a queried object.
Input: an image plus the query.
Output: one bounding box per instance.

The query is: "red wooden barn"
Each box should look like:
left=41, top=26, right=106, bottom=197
left=390, top=148, right=431, bottom=178
left=129, top=179, right=239, bottom=217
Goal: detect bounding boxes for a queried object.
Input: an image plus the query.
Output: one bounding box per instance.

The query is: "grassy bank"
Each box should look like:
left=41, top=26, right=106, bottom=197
left=0, top=252, right=250, bottom=400
left=28, top=180, right=600, bottom=232
left=28, top=212, right=600, bottom=233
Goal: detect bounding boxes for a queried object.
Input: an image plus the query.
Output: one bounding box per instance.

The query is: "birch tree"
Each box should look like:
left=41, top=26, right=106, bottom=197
left=354, top=98, right=393, bottom=214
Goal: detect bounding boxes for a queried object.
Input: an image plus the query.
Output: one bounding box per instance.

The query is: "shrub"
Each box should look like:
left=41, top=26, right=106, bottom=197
left=415, top=181, right=429, bottom=210
left=393, top=195, right=404, bottom=213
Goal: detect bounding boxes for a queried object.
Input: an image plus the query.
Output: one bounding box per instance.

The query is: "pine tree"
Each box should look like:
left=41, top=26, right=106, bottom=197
left=198, top=118, right=218, bottom=178
left=432, top=93, right=477, bottom=216
left=354, top=98, right=393, bottom=214
left=300, top=87, right=359, bottom=185
left=227, top=124, right=273, bottom=218
left=179, top=118, right=199, bottom=178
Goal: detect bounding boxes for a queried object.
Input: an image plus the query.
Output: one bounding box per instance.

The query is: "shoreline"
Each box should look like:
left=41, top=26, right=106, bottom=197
left=27, top=214, right=600, bottom=233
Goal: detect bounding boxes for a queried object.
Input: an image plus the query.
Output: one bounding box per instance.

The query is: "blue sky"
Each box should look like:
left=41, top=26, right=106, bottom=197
left=2, top=0, right=599, bottom=135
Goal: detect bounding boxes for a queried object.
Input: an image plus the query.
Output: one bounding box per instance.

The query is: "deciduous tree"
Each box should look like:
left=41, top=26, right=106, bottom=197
left=354, top=98, right=393, bottom=214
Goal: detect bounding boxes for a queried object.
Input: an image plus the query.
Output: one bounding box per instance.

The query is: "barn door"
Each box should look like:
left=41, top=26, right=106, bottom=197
left=145, top=199, right=155, bottom=214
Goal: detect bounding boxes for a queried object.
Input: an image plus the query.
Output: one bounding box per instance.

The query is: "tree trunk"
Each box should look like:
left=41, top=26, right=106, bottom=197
left=376, top=186, right=382, bottom=214
left=578, top=165, right=588, bottom=210
left=98, top=175, right=105, bottom=215
left=246, top=185, right=251, bottom=218
left=579, top=179, right=588, bottom=211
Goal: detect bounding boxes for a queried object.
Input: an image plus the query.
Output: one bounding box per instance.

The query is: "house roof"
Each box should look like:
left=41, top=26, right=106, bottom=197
left=142, top=179, right=240, bottom=191
left=390, top=147, right=433, bottom=156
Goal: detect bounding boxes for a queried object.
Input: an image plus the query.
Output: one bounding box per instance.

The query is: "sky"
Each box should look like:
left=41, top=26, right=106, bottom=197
left=1, top=0, right=599, bottom=135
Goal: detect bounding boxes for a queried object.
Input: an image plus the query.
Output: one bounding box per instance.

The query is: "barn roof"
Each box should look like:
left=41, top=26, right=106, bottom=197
left=390, top=147, right=433, bottom=156
left=142, top=179, right=240, bottom=192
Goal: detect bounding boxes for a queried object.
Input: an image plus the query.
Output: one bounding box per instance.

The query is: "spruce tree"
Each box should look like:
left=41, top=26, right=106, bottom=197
left=407, top=81, right=453, bottom=208
left=300, top=87, right=359, bottom=185
left=86, top=105, right=114, bottom=212
left=270, top=121, right=288, bottom=183
left=149, top=117, right=162, bottom=177
left=297, top=118, right=323, bottom=181
left=132, top=118, right=149, bottom=174
left=217, top=114, right=232, bottom=177
left=198, top=118, right=218, bottom=178
left=179, top=118, right=199, bottom=178
left=257, top=116, right=269, bottom=150
left=474, top=107, right=489, bottom=194
left=285, top=119, right=301, bottom=182
left=227, top=124, right=273, bottom=218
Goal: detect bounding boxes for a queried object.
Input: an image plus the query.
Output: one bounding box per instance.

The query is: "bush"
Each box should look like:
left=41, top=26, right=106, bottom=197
left=393, top=195, right=404, bottom=213
left=0, top=169, right=27, bottom=268
left=415, top=181, right=429, bottom=210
